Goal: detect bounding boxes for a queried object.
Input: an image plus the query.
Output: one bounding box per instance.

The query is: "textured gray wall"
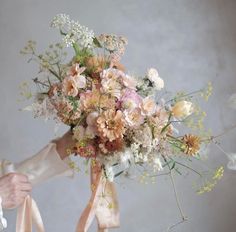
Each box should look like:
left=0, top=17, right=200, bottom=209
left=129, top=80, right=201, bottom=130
left=1, top=0, right=236, bottom=231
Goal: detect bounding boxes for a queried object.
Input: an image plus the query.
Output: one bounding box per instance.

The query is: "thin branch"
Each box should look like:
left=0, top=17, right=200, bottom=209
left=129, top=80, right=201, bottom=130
left=213, top=124, right=236, bottom=139
left=169, top=170, right=186, bottom=221
left=166, top=217, right=187, bottom=232
left=171, top=159, right=202, bottom=177
left=202, top=123, right=236, bottom=143
left=161, top=155, right=187, bottom=231
left=165, top=89, right=203, bottom=104
left=33, top=78, right=50, bottom=87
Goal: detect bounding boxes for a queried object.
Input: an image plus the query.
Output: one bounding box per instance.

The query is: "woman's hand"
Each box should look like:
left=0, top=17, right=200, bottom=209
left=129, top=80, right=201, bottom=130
left=0, top=173, right=32, bottom=209
left=54, top=130, right=76, bottom=160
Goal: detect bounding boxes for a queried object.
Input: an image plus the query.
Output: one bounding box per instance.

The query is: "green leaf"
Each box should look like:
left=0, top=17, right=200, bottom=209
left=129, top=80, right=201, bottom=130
left=170, top=162, right=176, bottom=170
left=93, top=37, right=102, bottom=48
left=115, top=171, right=124, bottom=178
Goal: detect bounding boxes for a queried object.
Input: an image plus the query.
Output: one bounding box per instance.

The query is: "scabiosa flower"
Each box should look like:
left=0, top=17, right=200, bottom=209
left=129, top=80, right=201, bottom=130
left=97, top=109, right=126, bottom=142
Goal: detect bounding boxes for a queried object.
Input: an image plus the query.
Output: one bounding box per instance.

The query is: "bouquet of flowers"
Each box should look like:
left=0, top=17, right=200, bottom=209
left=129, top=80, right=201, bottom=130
left=20, top=14, right=224, bottom=231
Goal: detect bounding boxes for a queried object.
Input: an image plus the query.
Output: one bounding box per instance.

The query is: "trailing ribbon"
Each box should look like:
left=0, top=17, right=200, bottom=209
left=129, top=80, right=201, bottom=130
left=76, top=160, right=120, bottom=232
left=15, top=159, right=119, bottom=232
left=16, top=195, right=45, bottom=232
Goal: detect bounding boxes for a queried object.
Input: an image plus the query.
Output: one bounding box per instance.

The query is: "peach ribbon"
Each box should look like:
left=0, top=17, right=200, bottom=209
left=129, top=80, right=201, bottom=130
left=16, top=195, right=45, bottom=232
left=76, top=160, right=120, bottom=232
left=15, top=159, right=119, bottom=232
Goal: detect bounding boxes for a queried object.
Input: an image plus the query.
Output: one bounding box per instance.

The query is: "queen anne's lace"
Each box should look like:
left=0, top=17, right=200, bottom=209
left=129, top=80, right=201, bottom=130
left=51, top=14, right=94, bottom=48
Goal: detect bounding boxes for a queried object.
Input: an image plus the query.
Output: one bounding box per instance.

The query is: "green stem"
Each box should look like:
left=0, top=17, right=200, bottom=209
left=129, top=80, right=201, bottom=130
left=166, top=89, right=203, bottom=104
left=170, top=158, right=202, bottom=177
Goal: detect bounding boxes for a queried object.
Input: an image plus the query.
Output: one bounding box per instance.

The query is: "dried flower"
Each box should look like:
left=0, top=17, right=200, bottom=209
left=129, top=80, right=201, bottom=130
left=182, top=134, right=201, bottom=155
left=85, top=56, right=108, bottom=74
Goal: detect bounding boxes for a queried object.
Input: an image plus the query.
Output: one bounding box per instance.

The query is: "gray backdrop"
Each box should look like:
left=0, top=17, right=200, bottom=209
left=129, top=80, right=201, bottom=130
left=1, top=0, right=236, bottom=231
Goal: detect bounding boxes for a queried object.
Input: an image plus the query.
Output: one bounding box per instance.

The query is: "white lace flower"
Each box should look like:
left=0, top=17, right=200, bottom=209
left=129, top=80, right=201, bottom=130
left=51, top=14, right=94, bottom=48
left=51, top=14, right=70, bottom=29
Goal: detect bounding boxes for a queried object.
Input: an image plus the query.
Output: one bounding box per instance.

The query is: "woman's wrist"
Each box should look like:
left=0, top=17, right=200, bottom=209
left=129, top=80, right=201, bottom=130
left=54, top=130, right=76, bottom=160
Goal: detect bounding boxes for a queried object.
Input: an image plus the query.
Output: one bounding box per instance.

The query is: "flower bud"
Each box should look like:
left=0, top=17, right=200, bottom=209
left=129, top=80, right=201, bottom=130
left=172, top=101, right=194, bottom=118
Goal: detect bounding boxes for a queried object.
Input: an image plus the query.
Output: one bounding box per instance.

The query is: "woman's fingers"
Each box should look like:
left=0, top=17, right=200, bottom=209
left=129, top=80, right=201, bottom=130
left=0, top=173, right=32, bottom=209
left=19, top=182, right=32, bottom=192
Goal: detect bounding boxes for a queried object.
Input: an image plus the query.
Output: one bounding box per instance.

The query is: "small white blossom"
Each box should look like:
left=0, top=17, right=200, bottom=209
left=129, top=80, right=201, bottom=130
left=153, top=157, right=163, bottom=171
left=147, top=68, right=164, bottom=90
left=51, top=14, right=70, bottom=29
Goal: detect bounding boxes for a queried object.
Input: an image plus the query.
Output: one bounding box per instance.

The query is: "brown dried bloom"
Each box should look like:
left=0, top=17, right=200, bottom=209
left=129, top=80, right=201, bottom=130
left=182, top=134, right=201, bottom=155
left=85, top=56, right=108, bottom=74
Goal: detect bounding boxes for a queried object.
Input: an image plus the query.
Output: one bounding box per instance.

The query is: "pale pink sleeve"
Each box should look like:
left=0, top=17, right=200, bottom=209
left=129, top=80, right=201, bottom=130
left=15, top=143, right=74, bottom=186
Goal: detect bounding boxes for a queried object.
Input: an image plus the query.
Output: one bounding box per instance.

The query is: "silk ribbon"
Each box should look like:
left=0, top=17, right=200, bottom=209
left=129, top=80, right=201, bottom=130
left=15, top=159, right=119, bottom=232
left=76, top=160, right=120, bottom=232
left=16, top=195, right=45, bottom=232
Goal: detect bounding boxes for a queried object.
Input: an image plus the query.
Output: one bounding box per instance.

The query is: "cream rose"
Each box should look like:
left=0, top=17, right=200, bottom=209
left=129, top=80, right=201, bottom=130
left=172, top=101, right=194, bottom=118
